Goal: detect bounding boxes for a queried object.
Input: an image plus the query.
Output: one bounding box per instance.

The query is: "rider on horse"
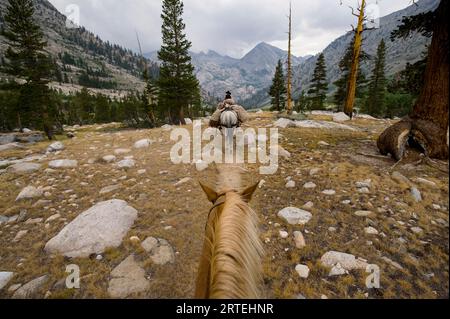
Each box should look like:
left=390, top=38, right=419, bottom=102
left=209, top=91, right=248, bottom=129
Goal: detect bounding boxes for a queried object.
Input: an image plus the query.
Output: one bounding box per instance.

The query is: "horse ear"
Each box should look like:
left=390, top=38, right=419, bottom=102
left=240, top=181, right=260, bottom=203
left=199, top=181, right=218, bottom=203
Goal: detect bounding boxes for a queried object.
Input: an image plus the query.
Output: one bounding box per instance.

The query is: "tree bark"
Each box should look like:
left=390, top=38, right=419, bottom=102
left=344, top=0, right=366, bottom=119
left=377, top=0, right=448, bottom=160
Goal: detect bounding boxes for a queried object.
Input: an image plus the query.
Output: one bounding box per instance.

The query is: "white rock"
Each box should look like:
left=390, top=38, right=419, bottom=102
left=13, top=230, right=28, bottom=242
left=184, top=118, right=193, bottom=125
left=45, top=214, right=61, bottom=223
left=102, top=155, right=117, bottom=163
left=309, top=168, right=321, bottom=176
left=161, top=124, right=172, bottom=131
left=279, top=231, right=289, bottom=239
left=293, top=231, right=306, bottom=248
left=294, top=120, right=356, bottom=131
left=414, top=177, right=437, bottom=188
left=318, top=141, right=330, bottom=146
left=333, top=112, right=350, bottom=122
left=364, top=227, right=379, bottom=235
left=295, top=264, right=310, bottom=279
left=141, top=237, right=175, bottom=265
left=107, top=255, right=150, bottom=298
left=410, top=187, right=422, bottom=202
left=12, top=275, right=48, bottom=299
left=6, top=163, right=41, bottom=174
left=117, top=159, right=135, bottom=169
left=278, top=207, right=312, bottom=225
left=322, top=189, right=336, bottom=195
left=321, top=251, right=368, bottom=272
left=46, top=142, right=64, bottom=153
left=329, top=263, right=349, bottom=276
left=285, top=180, right=296, bottom=188
left=274, top=118, right=296, bottom=128
left=134, top=139, right=153, bottom=149
left=411, top=227, right=423, bottom=234
left=16, top=186, right=43, bottom=201
left=270, top=145, right=291, bottom=158
left=48, top=159, right=78, bottom=168
left=0, top=272, right=14, bottom=290
left=44, top=200, right=138, bottom=258
left=303, top=182, right=317, bottom=189
left=358, top=187, right=370, bottom=194
left=302, top=201, right=314, bottom=210
left=137, top=169, right=147, bottom=175
left=99, top=185, right=121, bottom=195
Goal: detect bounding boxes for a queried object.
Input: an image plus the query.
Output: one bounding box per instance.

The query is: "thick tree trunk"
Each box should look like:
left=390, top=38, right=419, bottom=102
left=377, top=0, right=448, bottom=160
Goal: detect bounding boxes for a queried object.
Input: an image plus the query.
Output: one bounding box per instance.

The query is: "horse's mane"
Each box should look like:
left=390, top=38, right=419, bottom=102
left=207, top=191, right=264, bottom=299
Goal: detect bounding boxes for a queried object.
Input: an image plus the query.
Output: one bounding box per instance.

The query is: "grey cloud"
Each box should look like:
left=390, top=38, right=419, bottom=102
left=49, top=0, right=412, bottom=58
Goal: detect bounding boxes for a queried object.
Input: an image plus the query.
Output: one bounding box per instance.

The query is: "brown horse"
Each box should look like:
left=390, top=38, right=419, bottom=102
left=195, top=179, right=264, bottom=299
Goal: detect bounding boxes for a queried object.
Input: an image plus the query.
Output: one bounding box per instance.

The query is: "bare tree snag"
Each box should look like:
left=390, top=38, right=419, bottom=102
left=377, top=0, right=449, bottom=160
left=344, top=0, right=366, bottom=118
left=286, top=2, right=293, bottom=115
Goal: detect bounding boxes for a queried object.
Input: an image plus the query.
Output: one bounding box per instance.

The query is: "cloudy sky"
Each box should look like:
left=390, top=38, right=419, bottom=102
left=48, top=0, right=413, bottom=58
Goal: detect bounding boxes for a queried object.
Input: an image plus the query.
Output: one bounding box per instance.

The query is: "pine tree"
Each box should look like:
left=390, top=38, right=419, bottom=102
left=157, top=0, right=200, bottom=125
left=333, top=39, right=368, bottom=112
left=364, top=40, right=387, bottom=117
left=269, top=60, right=287, bottom=112
left=308, top=53, right=328, bottom=110
left=2, top=0, right=53, bottom=138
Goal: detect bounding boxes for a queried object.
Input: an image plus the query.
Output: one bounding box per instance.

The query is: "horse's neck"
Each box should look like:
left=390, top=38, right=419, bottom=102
left=207, top=193, right=263, bottom=299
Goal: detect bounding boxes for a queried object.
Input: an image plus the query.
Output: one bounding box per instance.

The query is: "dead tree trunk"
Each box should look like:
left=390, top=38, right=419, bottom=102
left=344, top=0, right=366, bottom=118
left=378, top=0, right=448, bottom=160
left=286, top=3, right=293, bottom=115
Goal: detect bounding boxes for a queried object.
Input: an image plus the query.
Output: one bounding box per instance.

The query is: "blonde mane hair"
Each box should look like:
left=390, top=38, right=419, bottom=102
left=196, top=179, right=264, bottom=299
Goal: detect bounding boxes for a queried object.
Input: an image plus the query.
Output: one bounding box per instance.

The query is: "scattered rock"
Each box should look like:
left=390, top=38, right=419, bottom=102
left=322, top=189, right=336, bottom=195
left=12, top=275, right=48, bottom=299
left=45, top=214, right=61, bottom=223
left=414, top=177, right=437, bottom=188
left=0, top=134, right=16, bottom=145
left=411, top=227, right=423, bottom=234
left=270, top=145, right=291, bottom=159
left=358, top=187, right=370, bottom=194
left=99, top=185, right=121, bottom=195
left=117, top=159, right=135, bottom=169
left=107, top=255, right=150, bottom=298
left=321, top=251, right=368, bottom=271
left=274, top=118, right=296, bottom=128
left=309, top=168, right=320, bottom=176
left=410, top=187, right=422, bottom=202
left=48, top=159, right=78, bottom=168
left=141, top=237, right=175, bottom=265
left=303, top=182, right=317, bottom=189
left=6, top=163, right=41, bottom=174
left=16, top=186, right=43, bottom=202
left=279, top=230, right=289, bottom=239
left=102, top=155, right=117, bottom=163
left=278, top=207, right=312, bottom=225
left=329, top=263, right=349, bottom=276
left=46, top=142, right=64, bottom=153
left=13, top=230, right=28, bottom=242
left=302, top=201, right=314, bottom=210
left=25, top=218, right=43, bottom=225
left=161, top=124, right=172, bottom=131
left=391, top=171, right=412, bottom=187
left=318, top=141, right=330, bottom=147
left=185, top=118, right=193, bottom=125
left=356, top=180, right=372, bottom=188
left=285, top=180, right=296, bottom=188
left=293, top=231, right=306, bottom=248
left=333, top=112, right=350, bottom=122
left=137, top=169, right=147, bottom=175
left=134, top=139, right=153, bottom=149
left=44, top=200, right=138, bottom=258
left=0, top=272, right=14, bottom=290
left=381, top=256, right=403, bottom=270
left=295, top=264, right=310, bottom=279
left=364, top=227, right=379, bottom=235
